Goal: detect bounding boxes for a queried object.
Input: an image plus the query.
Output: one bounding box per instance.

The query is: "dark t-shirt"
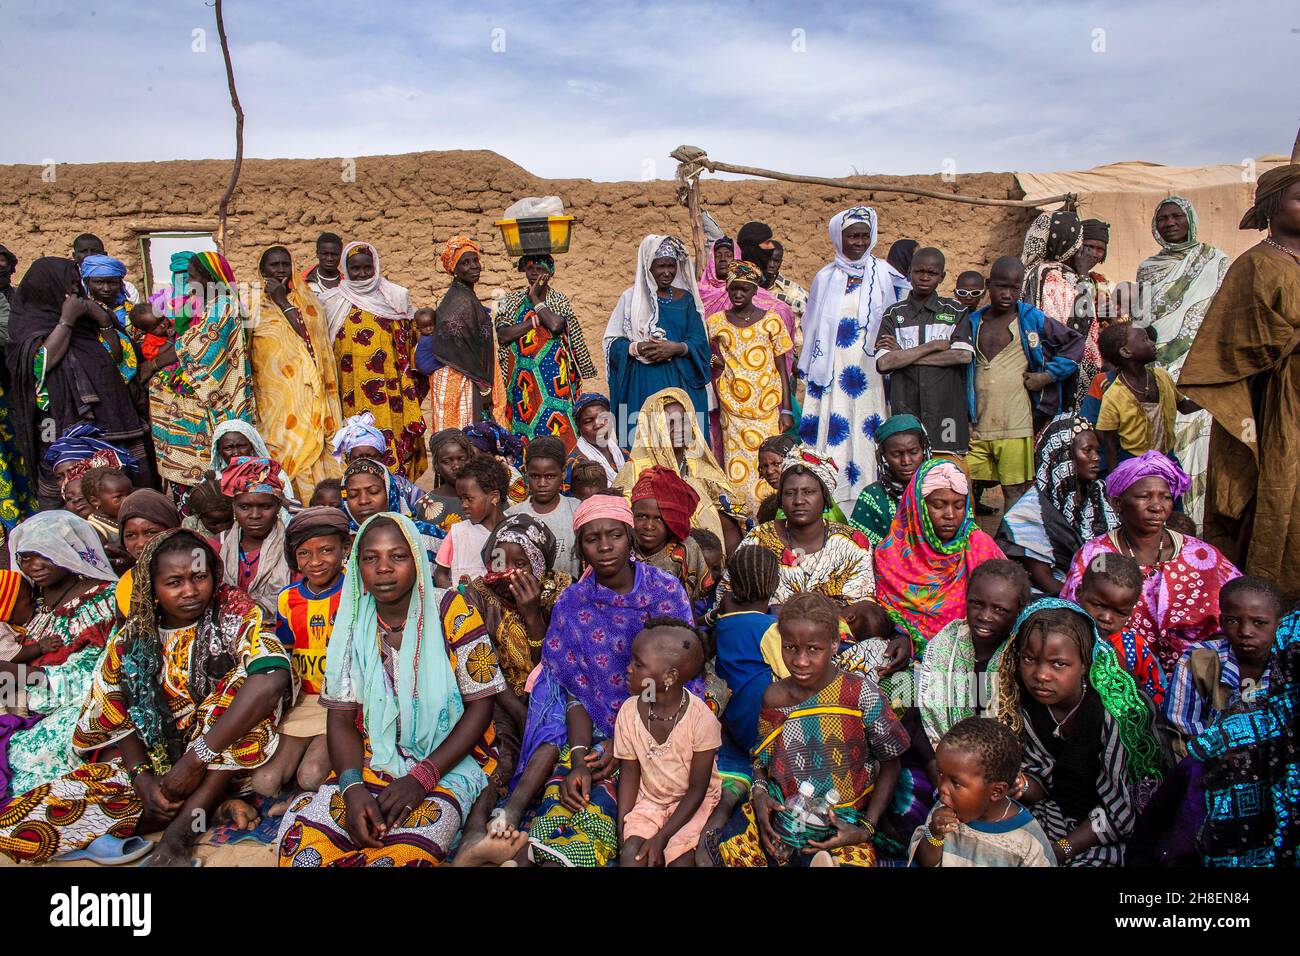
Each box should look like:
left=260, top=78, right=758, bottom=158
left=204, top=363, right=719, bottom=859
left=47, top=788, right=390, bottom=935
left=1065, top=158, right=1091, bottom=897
left=874, top=292, right=973, bottom=452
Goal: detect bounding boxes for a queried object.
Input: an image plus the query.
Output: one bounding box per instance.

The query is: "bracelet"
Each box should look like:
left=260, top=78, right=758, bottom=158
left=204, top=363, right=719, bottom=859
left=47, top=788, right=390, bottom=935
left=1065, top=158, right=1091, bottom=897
left=1056, top=837, right=1073, bottom=858
left=860, top=820, right=877, bottom=840
left=565, top=698, right=585, bottom=711
left=568, top=744, right=590, bottom=758
left=127, top=761, right=152, bottom=782
left=338, top=767, right=364, bottom=791
left=923, top=824, right=945, bottom=848
left=341, top=780, right=366, bottom=798
left=408, top=759, right=441, bottom=795
left=751, top=779, right=769, bottom=795
left=188, top=734, right=218, bottom=764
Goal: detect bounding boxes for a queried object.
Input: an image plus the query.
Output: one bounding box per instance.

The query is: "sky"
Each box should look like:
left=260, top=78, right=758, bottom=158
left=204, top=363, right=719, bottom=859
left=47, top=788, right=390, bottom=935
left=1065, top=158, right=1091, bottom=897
left=1, top=0, right=1295, bottom=181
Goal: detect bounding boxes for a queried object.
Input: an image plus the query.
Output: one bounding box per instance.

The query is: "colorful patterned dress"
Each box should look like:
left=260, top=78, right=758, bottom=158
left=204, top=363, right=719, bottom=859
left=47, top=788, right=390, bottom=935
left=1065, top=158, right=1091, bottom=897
left=707, top=309, right=792, bottom=512
left=496, top=288, right=596, bottom=452
left=0, top=583, right=117, bottom=797
left=0, top=377, right=34, bottom=530
left=333, top=305, right=427, bottom=482
left=728, top=520, right=874, bottom=605
left=1060, top=530, right=1241, bottom=676
left=712, top=670, right=910, bottom=867
left=0, top=588, right=288, bottom=863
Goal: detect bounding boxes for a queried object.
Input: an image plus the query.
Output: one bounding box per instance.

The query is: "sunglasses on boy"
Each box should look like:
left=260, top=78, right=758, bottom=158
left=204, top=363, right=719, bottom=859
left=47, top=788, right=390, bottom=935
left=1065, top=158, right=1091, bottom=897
left=954, top=288, right=985, bottom=298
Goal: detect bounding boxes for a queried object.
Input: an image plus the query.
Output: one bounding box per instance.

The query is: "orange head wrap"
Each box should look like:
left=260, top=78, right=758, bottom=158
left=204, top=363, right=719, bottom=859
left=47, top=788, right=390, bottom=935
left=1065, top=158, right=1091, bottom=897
left=441, top=236, right=482, bottom=275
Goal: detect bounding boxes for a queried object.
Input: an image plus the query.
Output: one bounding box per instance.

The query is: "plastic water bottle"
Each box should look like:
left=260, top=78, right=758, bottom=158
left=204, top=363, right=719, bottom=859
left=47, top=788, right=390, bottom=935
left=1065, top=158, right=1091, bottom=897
left=785, top=780, right=817, bottom=837
left=816, top=788, right=841, bottom=827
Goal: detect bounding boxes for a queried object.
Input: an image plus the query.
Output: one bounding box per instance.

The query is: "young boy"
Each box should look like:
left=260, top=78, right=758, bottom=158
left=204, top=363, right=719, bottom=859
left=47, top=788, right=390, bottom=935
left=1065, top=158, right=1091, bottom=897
left=909, top=716, right=1055, bottom=867
left=81, top=465, right=135, bottom=573
left=1074, top=553, right=1165, bottom=704
left=255, top=507, right=350, bottom=806
left=954, top=270, right=985, bottom=314
left=967, top=256, right=1082, bottom=511
left=508, top=436, right=579, bottom=578
left=435, top=456, right=509, bottom=588
left=1096, top=322, right=1198, bottom=467
left=1163, top=576, right=1281, bottom=752
left=875, top=247, right=975, bottom=459
left=308, top=477, right=343, bottom=509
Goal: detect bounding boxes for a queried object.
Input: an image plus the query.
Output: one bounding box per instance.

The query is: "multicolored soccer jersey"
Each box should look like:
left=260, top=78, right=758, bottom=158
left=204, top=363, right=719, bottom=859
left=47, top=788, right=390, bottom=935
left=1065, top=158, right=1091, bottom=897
left=275, top=576, right=345, bottom=695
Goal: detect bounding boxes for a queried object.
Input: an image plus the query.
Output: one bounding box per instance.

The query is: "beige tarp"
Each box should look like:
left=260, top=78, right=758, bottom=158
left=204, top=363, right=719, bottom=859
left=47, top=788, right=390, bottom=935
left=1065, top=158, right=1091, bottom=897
left=1015, top=155, right=1290, bottom=286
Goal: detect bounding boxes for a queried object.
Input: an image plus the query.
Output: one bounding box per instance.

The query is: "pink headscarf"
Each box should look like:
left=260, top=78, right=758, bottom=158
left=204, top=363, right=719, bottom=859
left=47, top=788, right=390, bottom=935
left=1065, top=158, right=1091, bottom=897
left=920, top=461, right=969, bottom=498
left=573, top=493, right=634, bottom=531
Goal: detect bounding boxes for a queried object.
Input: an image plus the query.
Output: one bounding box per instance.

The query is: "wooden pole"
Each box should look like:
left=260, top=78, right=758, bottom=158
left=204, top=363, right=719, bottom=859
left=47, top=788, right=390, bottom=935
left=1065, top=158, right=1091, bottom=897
left=213, top=0, right=244, bottom=253
left=1291, top=124, right=1300, bottom=164
left=670, top=145, right=1075, bottom=210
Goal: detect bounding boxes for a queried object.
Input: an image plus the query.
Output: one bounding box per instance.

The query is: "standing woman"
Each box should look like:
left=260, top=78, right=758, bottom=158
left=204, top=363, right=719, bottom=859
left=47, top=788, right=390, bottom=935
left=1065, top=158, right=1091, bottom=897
left=427, top=237, right=504, bottom=432
left=797, top=207, right=907, bottom=509
left=0, top=511, right=118, bottom=797
left=605, top=235, right=711, bottom=446
left=150, top=252, right=255, bottom=489
left=496, top=254, right=597, bottom=451
left=1020, top=211, right=1083, bottom=341
left=6, top=258, right=152, bottom=506
left=706, top=260, right=795, bottom=512
left=1137, top=196, right=1230, bottom=526
left=247, top=246, right=343, bottom=502
left=321, top=241, right=426, bottom=481
left=276, top=514, right=505, bottom=867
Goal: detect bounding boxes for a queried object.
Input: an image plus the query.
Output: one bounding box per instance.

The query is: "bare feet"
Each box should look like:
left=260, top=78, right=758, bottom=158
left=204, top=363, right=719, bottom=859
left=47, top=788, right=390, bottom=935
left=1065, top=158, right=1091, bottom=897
left=809, top=849, right=837, bottom=867
left=215, top=798, right=260, bottom=830
left=268, top=796, right=296, bottom=818
left=143, top=841, right=197, bottom=867
left=453, top=826, right=530, bottom=866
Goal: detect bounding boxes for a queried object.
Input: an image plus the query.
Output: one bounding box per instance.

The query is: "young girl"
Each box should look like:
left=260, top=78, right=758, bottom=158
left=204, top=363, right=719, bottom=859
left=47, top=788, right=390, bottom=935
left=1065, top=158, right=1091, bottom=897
left=309, top=478, right=343, bottom=509
left=568, top=460, right=610, bottom=501
left=509, top=436, right=579, bottom=578
left=256, top=507, right=352, bottom=805
left=630, top=465, right=714, bottom=606
left=435, top=456, right=509, bottom=588
left=615, top=619, right=722, bottom=866
left=710, top=592, right=910, bottom=867
left=707, top=261, right=794, bottom=512
left=568, top=393, right=626, bottom=486
left=218, top=457, right=291, bottom=619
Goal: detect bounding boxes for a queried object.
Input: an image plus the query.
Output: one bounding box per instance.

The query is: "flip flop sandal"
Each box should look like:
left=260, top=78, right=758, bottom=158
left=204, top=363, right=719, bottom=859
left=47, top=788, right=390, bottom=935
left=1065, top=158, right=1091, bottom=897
left=55, top=834, right=155, bottom=866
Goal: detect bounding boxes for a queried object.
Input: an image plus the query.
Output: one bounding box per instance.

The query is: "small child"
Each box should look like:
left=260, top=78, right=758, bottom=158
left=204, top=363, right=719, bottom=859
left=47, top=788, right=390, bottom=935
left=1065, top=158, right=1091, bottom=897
left=688, top=528, right=724, bottom=591
left=568, top=460, right=609, bottom=501
left=1075, top=553, right=1165, bottom=704
left=308, top=478, right=343, bottom=510
left=255, top=508, right=350, bottom=806
left=184, top=475, right=235, bottom=541
left=954, top=270, right=985, bottom=313
left=81, top=465, right=134, bottom=573
left=414, top=306, right=437, bottom=338
left=909, top=717, right=1055, bottom=867
left=128, top=302, right=174, bottom=361
left=508, top=436, right=579, bottom=578
left=1163, top=576, right=1281, bottom=753
left=0, top=571, right=43, bottom=664
left=435, top=456, right=509, bottom=588
left=60, top=475, right=93, bottom=520
left=1096, top=322, right=1198, bottom=466
left=615, top=618, right=723, bottom=867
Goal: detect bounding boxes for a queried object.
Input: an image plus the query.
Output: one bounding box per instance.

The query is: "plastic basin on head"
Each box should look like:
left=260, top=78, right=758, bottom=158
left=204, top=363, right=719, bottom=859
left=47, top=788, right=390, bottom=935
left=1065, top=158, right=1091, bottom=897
left=495, top=216, right=575, bottom=257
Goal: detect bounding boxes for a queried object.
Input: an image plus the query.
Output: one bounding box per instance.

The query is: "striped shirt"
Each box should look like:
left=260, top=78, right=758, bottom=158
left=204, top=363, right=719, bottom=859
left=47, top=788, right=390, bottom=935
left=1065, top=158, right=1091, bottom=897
left=1163, top=638, right=1271, bottom=741
left=275, top=576, right=345, bottom=696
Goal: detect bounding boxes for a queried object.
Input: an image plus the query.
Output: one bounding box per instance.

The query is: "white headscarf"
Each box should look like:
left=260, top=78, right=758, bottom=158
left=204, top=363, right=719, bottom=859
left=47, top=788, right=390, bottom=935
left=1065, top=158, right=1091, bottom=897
left=9, top=511, right=118, bottom=584
left=210, top=419, right=301, bottom=507
left=321, top=241, right=414, bottom=340
left=797, top=206, right=906, bottom=388
left=603, top=235, right=704, bottom=359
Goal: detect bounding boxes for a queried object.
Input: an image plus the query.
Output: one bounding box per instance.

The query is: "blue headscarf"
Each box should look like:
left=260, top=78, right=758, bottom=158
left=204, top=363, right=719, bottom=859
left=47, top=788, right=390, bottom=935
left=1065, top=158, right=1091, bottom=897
left=79, top=254, right=128, bottom=306
left=42, top=422, right=138, bottom=472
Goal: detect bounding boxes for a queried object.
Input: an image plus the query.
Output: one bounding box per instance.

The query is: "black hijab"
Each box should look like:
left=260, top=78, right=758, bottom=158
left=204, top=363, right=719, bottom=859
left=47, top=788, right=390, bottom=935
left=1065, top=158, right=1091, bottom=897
left=4, top=257, right=145, bottom=488
left=431, top=279, right=494, bottom=385
left=887, top=239, right=919, bottom=276
left=737, top=221, right=775, bottom=274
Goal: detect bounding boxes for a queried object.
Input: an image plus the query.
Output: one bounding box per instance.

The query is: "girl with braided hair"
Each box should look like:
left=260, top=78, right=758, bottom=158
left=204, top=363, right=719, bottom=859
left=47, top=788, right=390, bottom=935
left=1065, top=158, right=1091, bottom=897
left=1011, top=598, right=1165, bottom=867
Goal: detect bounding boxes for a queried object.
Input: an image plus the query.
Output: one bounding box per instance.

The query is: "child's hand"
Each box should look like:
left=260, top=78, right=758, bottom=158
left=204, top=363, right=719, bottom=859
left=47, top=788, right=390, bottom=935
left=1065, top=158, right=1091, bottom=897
left=1022, top=371, right=1053, bottom=392
left=877, top=632, right=914, bottom=677
left=507, top=569, right=542, bottom=618
left=635, top=833, right=668, bottom=868
left=560, top=765, right=593, bottom=811
left=37, top=634, right=63, bottom=654
left=586, top=742, right=619, bottom=782
left=930, top=805, right=961, bottom=838
left=752, top=789, right=785, bottom=857
left=803, top=809, right=872, bottom=853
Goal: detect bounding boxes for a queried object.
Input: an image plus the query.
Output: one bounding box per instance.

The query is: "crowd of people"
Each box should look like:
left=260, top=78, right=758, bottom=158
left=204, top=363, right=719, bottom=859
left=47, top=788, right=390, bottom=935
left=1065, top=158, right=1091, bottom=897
left=0, top=162, right=1296, bottom=868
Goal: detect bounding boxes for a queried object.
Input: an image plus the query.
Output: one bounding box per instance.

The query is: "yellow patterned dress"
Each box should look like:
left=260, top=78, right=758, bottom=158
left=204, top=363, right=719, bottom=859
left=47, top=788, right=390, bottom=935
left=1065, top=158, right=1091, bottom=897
left=0, top=588, right=289, bottom=864
left=706, top=309, right=792, bottom=511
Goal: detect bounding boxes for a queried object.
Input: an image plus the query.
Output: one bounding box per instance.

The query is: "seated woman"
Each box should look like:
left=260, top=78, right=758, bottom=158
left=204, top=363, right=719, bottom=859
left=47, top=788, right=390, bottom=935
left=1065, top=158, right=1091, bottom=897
left=727, top=448, right=874, bottom=607
left=917, top=560, right=1031, bottom=750
left=210, top=419, right=302, bottom=508
left=508, top=494, right=697, bottom=866
left=0, top=511, right=118, bottom=797
left=275, top=514, right=505, bottom=866
left=614, top=387, right=748, bottom=552
left=850, top=414, right=930, bottom=545
left=217, top=457, right=292, bottom=620
left=1010, top=597, right=1164, bottom=867
left=0, top=529, right=292, bottom=866
left=874, top=459, right=1005, bottom=655
left=331, top=411, right=425, bottom=512
left=997, top=416, right=1115, bottom=596
left=566, top=393, right=627, bottom=488
left=708, top=593, right=910, bottom=867
left=341, top=457, right=443, bottom=562
left=457, top=515, right=572, bottom=851
left=630, top=466, right=714, bottom=607
left=114, top=488, right=183, bottom=615
left=1060, top=451, right=1240, bottom=677
left=1163, top=576, right=1283, bottom=755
